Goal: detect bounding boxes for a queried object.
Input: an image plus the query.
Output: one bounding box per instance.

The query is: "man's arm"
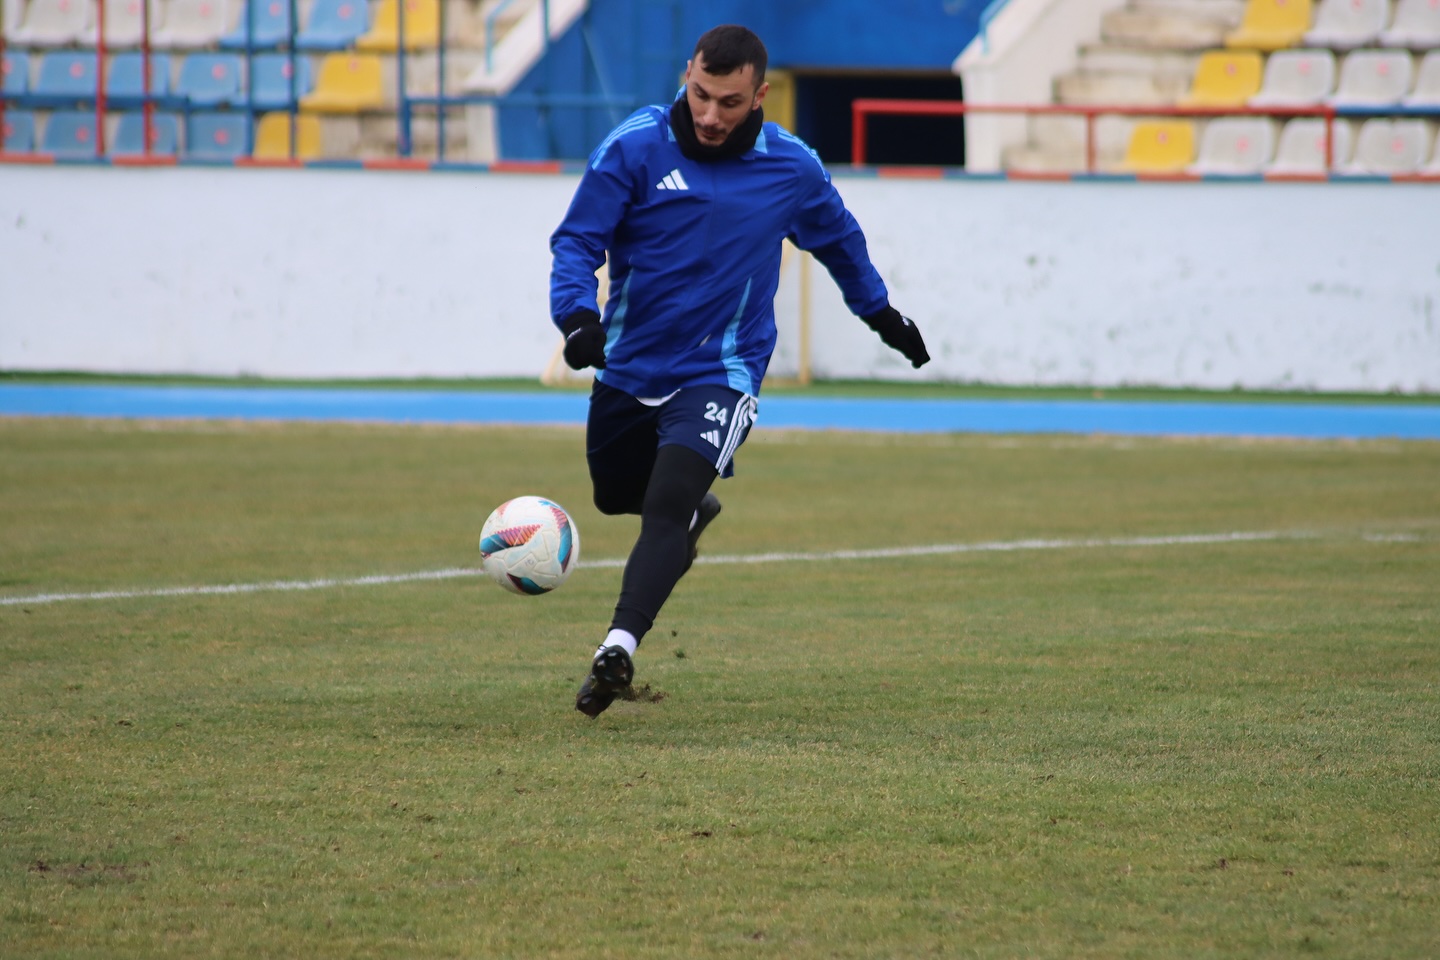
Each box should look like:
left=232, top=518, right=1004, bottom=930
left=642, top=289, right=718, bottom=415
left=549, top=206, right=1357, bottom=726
left=789, top=160, right=931, bottom=369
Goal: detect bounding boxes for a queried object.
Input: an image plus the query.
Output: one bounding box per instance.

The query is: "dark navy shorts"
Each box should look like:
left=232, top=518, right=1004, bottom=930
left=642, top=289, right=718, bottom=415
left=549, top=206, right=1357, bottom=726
left=586, top=381, right=758, bottom=483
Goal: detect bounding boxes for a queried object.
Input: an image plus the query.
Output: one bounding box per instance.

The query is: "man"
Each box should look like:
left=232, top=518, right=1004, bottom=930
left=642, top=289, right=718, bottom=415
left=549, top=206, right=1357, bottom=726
left=550, top=24, right=930, bottom=718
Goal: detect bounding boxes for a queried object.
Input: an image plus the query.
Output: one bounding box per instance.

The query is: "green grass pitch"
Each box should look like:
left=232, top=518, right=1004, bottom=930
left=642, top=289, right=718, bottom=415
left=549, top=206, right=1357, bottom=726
left=2, top=416, right=1438, bottom=958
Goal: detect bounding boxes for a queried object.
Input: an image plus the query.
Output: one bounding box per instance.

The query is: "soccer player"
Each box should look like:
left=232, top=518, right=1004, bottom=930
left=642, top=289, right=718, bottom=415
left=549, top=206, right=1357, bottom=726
left=550, top=24, right=931, bottom=717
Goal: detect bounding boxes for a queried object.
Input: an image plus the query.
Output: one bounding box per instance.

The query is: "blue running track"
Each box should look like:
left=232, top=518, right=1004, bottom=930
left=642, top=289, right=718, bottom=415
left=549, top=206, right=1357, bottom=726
left=2, top=384, right=1439, bottom=439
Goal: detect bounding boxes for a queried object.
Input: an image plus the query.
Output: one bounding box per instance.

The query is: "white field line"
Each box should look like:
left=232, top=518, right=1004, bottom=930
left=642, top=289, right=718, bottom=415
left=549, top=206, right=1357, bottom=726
left=0, top=530, right=1325, bottom=609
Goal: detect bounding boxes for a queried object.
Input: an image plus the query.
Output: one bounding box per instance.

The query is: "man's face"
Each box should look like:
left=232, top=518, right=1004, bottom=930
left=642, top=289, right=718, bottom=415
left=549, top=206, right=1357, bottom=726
left=683, top=52, right=769, bottom=147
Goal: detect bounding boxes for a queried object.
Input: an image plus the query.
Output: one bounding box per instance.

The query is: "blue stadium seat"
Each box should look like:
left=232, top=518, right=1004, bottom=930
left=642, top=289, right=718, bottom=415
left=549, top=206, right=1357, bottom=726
left=112, top=111, right=180, bottom=155
left=41, top=110, right=102, bottom=157
left=107, top=52, right=173, bottom=108
left=3, top=110, right=37, bottom=152
left=176, top=52, right=243, bottom=107
left=3, top=51, right=29, bottom=96
left=219, top=0, right=296, bottom=49
left=34, top=51, right=100, bottom=106
left=250, top=53, right=313, bottom=109
left=186, top=111, right=250, bottom=159
left=295, top=0, right=370, bottom=50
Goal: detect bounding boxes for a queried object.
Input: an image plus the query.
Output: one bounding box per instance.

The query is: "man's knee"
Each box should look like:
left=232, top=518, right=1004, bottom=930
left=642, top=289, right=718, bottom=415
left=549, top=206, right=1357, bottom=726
left=593, top=485, right=644, bottom=516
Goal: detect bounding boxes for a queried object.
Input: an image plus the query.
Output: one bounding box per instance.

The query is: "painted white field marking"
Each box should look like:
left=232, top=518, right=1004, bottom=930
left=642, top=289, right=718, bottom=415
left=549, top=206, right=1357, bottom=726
left=0, top=530, right=1328, bottom=609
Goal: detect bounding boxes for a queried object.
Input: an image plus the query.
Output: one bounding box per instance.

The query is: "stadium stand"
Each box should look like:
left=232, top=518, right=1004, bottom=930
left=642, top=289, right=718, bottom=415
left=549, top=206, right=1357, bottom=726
left=10, top=0, right=92, bottom=46
left=1342, top=116, right=1434, bottom=172
left=107, top=51, right=172, bottom=106
left=250, top=52, right=314, bottom=108
left=1380, top=0, right=1440, bottom=47
left=1188, top=115, right=1276, bottom=172
left=32, top=50, right=98, bottom=104
left=1330, top=49, right=1416, bottom=106
left=252, top=108, right=321, bottom=156
left=300, top=51, right=383, bottom=111
left=294, top=0, right=370, bottom=51
left=40, top=108, right=99, bottom=156
left=1402, top=50, right=1440, bottom=105
left=1122, top=119, right=1196, bottom=171
left=1226, top=0, right=1314, bottom=50
left=1180, top=49, right=1264, bottom=105
left=2, top=0, right=24, bottom=39
left=2, top=109, right=36, bottom=150
left=1426, top=132, right=1440, bottom=171
left=187, top=109, right=249, bottom=156
left=111, top=109, right=179, bottom=153
left=151, top=0, right=233, bottom=48
left=1266, top=116, right=1354, bottom=172
left=356, top=0, right=439, bottom=50
left=1248, top=47, right=1336, bottom=105
left=175, top=51, right=244, bottom=106
left=217, top=0, right=292, bottom=49
left=2, top=49, right=28, bottom=94
left=1303, top=0, right=1388, bottom=49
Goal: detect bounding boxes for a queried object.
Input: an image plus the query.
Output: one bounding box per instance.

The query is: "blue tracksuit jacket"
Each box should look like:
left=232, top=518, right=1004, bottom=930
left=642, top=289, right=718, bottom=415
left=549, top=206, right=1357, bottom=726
left=549, top=102, right=890, bottom=399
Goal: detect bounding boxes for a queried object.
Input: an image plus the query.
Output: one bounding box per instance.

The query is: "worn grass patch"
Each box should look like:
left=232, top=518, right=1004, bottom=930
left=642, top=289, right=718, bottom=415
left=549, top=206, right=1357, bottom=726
left=2, top=417, right=1438, bottom=958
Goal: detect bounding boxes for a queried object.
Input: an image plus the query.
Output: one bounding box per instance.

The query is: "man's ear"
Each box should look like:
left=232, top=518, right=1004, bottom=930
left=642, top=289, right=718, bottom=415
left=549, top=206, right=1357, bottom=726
left=753, top=81, right=770, bottom=110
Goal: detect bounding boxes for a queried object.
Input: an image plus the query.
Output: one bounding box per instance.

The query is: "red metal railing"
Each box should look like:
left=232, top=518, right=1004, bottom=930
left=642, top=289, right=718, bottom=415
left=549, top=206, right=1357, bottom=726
left=851, top=98, right=1340, bottom=175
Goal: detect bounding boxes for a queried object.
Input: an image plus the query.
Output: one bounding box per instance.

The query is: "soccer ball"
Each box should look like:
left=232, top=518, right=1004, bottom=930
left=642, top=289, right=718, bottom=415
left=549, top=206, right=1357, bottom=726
left=478, top=496, right=580, bottom=595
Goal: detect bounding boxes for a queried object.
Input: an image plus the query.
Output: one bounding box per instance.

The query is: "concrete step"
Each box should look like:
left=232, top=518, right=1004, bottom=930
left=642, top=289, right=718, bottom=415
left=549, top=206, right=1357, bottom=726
left=1077, top=44, right=1202, bottom=79
left=1130, top=0, right=1245, bottom=25
left=1101, top=8, right=1232, bottom=49
left=1055, top=69, right=1190, bottom=105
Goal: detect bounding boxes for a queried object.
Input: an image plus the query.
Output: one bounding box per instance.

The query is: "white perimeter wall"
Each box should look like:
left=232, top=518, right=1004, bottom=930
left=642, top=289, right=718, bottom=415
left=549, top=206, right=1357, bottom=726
left=1, top=165, right=1437, bottom=392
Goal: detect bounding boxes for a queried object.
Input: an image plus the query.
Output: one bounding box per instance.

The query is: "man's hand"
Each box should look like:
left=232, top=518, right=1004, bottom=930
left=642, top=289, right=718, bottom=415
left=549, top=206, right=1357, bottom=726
left=560, top=310, right=607, bottom=370
left=862, top=306, right=930, bottom=369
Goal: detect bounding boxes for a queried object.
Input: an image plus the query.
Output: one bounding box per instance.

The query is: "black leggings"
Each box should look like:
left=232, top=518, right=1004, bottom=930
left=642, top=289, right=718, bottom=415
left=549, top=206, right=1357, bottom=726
left=593, top=443, right=716, bottom=644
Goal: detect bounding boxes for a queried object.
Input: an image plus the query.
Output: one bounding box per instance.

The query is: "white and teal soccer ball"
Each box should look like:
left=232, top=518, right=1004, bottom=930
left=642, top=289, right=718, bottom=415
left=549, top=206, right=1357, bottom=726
left=479, top=496, right=580, bottom=596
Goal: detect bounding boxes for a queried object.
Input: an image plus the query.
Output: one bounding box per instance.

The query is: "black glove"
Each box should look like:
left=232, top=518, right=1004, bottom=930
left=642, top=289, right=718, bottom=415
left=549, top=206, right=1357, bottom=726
left=560, top=309, right=607, bottom=370
left=862, top=306, right=930, bottom=369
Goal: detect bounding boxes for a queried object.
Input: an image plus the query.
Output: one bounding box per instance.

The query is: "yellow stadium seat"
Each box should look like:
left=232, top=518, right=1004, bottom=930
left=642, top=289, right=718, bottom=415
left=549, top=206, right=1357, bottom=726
left=300, top=54, right=386, bottom=113
left=253, top=112, right=323, bottom=158
left=1181, top=50, right=1264, bottom=106
left=356, top=0, right=440, bottom=50
left=1226, top=0, right=1313, bottom=50
left=1122, top=121, right=1197, bottom=173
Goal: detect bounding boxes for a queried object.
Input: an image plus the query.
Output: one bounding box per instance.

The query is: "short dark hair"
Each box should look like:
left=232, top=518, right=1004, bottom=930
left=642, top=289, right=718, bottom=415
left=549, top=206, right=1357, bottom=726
left=693, top=24, right=767, bottom=85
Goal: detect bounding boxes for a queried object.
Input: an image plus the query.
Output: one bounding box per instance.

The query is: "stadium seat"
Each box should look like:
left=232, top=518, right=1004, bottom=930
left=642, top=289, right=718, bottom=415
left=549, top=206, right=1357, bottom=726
left=1121, top=120, right=1196, bottom=172
left=1266, top=117, right=1353, bottom=172
left=1425, top=132, right=1440, bottom=173
left=107, top=52, right=172, bottom=107
left=1341, top=117, right=1434, bottom=173
left=151, top=0, right=233, bottom=48
left=10, top=0, right=92, bottom=46
left=1330, top=49, right=1415, bottom=106
left=1402, top=50, right=1440, bottom=105
left=295, top=0, right=370, bottom=51
left=40, top=108, right=101, bottom=157
left=1188, top=117, right=1277, bottom=173
left=218, top=0, right=294, bottom=49
left=1303, top=0, right=1388, bottom=48
left=1226, top=0, right=1314, bottom=50
left=355, top=0, right=439, bottom=51
left=33, top=51, right=99, bottom=105
left=3, top=109, right=37, bottom=152
left=102, top=0, right=163, bottom=47
left=2, top=50, right=28, bottom=96
left=1380, top=0, right=1440, bottom=48
left=250, top=53, right=314, bottom=109
left=176, top=52, right=243, bottom=107
left=300, top=52, right=383, bottom=111
left=2, top=0, right=23, bottom=39
left=252, top=109, right=320, bottom=157
left=111, top=110, right=179, bottom=154
left=1248, top=48, right=1336, bottom=105
left=1180, top=50, right=1264, bottom=106
left=187, top=110, right=249, bottom=158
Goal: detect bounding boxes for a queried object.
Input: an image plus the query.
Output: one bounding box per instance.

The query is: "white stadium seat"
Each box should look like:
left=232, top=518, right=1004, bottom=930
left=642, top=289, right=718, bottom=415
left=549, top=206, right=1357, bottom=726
left=1249, top=48, right=1337, bottom=104
left=1189, top=116, right=1277, bottom=173
left=1304, top=0, right=1390, bottom=48
left=1266, top=117, right=1354, bottom=173
left=1329, top=49, right=1415, bottom=105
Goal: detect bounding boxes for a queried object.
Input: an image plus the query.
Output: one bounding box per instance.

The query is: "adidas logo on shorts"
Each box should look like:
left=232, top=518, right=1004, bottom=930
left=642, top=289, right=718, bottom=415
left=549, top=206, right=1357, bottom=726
left=700, top=429, right=721, bottom=448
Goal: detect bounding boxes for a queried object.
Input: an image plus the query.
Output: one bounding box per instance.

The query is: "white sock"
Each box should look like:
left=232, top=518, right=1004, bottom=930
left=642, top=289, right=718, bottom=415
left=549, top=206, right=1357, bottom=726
left=596, top=629, right=638, bottom=659
left=688, top=509, right=699, bottom=531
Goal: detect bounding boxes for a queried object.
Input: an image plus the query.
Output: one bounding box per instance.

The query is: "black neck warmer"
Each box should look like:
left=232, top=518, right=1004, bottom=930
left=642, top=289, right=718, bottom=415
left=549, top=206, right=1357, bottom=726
left=669, top=93, right=765, bottom=162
